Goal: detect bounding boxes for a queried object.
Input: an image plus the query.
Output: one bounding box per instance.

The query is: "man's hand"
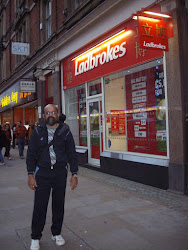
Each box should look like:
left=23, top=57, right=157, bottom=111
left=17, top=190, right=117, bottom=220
left=70, top=176, right=78, bottom=190
left=28, top=174, right=37, bottom=191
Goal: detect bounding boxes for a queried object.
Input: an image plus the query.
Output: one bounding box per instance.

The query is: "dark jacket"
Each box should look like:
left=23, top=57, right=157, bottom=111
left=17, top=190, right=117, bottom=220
left=26, top=122, right=78, bottom=175
left=5, top=129, right=11, bottom=142
left=0, top=130, right=6, bottom=148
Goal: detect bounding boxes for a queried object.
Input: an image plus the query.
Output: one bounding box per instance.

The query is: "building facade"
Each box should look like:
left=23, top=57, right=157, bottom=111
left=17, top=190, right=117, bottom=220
left=0, top=0, right=187, bottom=193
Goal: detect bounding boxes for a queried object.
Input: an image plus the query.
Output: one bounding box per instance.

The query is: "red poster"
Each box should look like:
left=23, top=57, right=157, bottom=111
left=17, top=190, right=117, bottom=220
left=111, top=111, right=119, bottom=132
left=106, top=114, right=110, bottom=123
left=111, top=110, right=126, bottom=135
left=138, top=15, right=168, bottom=51
left=119, top=112, right=126, bottom=135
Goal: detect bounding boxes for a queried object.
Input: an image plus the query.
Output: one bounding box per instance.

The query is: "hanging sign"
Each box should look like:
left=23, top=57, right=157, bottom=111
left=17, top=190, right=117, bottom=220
left=20, top=81, right=36, bottom=92
left=138, top=16, right=168, bottom=51
left=136, top=10, right=172, bottom=52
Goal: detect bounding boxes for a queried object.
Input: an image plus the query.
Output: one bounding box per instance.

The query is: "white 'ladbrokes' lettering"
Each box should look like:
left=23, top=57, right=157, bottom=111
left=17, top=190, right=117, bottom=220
left=75, top=41, right=127, bottom=76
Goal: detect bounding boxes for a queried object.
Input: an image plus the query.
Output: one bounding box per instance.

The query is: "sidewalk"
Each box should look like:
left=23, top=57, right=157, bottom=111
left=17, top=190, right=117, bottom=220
left=0, top=147, right=188, bottom=250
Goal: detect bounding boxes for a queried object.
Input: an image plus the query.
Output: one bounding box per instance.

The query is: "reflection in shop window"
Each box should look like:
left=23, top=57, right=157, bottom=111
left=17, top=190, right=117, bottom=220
left=88, top=78, right=101, bottom=96
left=64, top=84, right=87, bottom=146
left=104, top=58, right=167, bottom=156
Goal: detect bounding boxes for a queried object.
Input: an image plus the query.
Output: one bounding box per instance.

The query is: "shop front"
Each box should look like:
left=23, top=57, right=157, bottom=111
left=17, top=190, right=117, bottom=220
left=0, top=81, right=38, bottom=127
left=62, top=6, right=173, bottom=189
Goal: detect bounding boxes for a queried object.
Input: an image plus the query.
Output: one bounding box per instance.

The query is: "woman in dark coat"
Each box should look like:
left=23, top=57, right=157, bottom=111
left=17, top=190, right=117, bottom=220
left=0, top=125, right=6, bottom=165
left=4, top=123, right=12, bottom=160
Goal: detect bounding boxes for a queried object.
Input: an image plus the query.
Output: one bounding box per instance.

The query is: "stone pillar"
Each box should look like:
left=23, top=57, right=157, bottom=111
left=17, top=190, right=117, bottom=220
left=34, top=70, right=46, bottom=124
left=162, top=1, right=187, bottom=193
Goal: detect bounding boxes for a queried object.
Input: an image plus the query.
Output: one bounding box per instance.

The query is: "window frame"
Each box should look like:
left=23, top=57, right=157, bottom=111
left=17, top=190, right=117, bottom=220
left=46, top=0, right=51, bottom=39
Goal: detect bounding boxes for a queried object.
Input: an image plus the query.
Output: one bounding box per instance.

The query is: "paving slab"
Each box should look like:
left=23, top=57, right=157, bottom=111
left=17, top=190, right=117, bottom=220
left=0, top=147, right=188, bottom=250
left=16, top=224, right=92, bottom=250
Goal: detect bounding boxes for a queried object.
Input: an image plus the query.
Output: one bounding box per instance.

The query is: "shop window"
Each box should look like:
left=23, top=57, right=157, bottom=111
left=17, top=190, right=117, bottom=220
left=88, top=78, right=101, bottom=96
left=104, top=58, right=167, bottom=156
left=46, top=0, right=51, bottom=39
left=64, top=84, right=87, bottom=147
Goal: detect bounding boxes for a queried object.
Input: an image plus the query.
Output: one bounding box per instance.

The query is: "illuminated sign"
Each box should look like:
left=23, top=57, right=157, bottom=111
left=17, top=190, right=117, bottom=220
left=73, top=30, right=132, bottom=76
left=138, top=16, right=168, bottom=51
left=1, top=92, right=18, bottom=107
left=134, top=10, right=172, bottom=52
left=63, top=13, right=164, bottom=89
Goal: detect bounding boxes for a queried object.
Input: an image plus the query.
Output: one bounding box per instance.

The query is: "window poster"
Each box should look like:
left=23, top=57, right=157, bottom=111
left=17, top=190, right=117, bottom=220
left=77, top=88, right=87, bottom=146
left=155, top=68, right=167, bottom=152
left=125, top=65, right=167, bottom=156
left=111, top=110, right=126, bottom=135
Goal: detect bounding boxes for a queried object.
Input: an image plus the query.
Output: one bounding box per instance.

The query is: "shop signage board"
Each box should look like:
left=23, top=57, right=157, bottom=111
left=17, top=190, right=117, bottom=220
left=12, top=42, right=30, bottom=55
left=20, top=81, right=36, bottom=92
left=63, top=16, right=163, bottom=90
left=138, top=15, right=168, bottom=51
left=0, top=82, right=35, bottom=112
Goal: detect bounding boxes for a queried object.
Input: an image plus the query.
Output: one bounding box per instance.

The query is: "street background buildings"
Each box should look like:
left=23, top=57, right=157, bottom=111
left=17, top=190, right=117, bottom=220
left=0, top=0, right=188, bottom=193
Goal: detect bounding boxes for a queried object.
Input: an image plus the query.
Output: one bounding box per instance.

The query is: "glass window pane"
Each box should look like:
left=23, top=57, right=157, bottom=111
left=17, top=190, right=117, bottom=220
left=46, top=0, right=51, bottom=38
left=88, top=78, right=101, bottom=96
left=65, top=84, right=87, bottom=146
left=104, top=58, right=167, bottom=156
left=105, top=76, right=127, bottom=152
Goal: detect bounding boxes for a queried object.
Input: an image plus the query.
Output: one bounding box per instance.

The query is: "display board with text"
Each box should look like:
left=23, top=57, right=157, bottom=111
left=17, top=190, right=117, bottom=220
left=125, top=64, right=167, bottom=156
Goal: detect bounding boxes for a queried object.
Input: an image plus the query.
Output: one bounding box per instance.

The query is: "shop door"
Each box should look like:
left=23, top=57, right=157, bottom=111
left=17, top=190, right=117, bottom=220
left=88, top=97, right=103, bottom=166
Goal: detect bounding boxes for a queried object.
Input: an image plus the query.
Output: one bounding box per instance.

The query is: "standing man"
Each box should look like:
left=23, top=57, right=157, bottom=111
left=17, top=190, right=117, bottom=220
left=15, top=121, right=27, bottom=159
left=26, top=104, right=78, bottom=250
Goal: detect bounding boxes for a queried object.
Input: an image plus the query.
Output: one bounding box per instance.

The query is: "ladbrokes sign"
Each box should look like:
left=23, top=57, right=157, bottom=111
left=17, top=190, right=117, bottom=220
left=63, top=13, right=164, bottom=89
left=138, top=16, right=168, bottom=51
left=74, top=41, right=127, bottom=76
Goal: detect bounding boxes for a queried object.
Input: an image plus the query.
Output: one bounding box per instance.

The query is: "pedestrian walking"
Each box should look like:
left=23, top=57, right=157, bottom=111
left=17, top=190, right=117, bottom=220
left=0, top=125, right=6, bottom=165
left=4, top=123, right=12, bottom=160
left=26, top=104, right=78, bottom=250
left=12, top=123, right=17, bottom=149
left=15, top=121, right=27, bottom=159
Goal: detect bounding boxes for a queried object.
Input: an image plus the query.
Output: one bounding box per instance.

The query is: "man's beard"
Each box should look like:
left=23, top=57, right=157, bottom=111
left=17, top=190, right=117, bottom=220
left=46, top=116, right=58, bottom=126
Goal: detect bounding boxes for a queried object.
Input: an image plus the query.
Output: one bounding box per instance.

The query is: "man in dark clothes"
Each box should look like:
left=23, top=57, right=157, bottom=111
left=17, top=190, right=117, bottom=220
left=27, top=104, right=78, bottom=250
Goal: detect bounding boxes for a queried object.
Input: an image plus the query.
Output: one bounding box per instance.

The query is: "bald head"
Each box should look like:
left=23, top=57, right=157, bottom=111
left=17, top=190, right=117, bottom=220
left=43, top=104, right=59, bottom=126
left=44, top=104, right=58, bottom=113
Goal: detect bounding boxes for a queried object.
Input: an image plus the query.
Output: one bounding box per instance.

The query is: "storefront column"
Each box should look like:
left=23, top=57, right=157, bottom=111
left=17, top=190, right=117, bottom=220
left=164, top=4, right=186, bottom=193
left=35, top=70, right=46, bottom=124
left=51, top=60, right=61, bottom=110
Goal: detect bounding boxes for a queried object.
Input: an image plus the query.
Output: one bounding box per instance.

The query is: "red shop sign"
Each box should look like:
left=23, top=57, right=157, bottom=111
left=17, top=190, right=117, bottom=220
left=63, top=10, right=164, bottom=89
left=138, top=15, right=168, bottom=51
